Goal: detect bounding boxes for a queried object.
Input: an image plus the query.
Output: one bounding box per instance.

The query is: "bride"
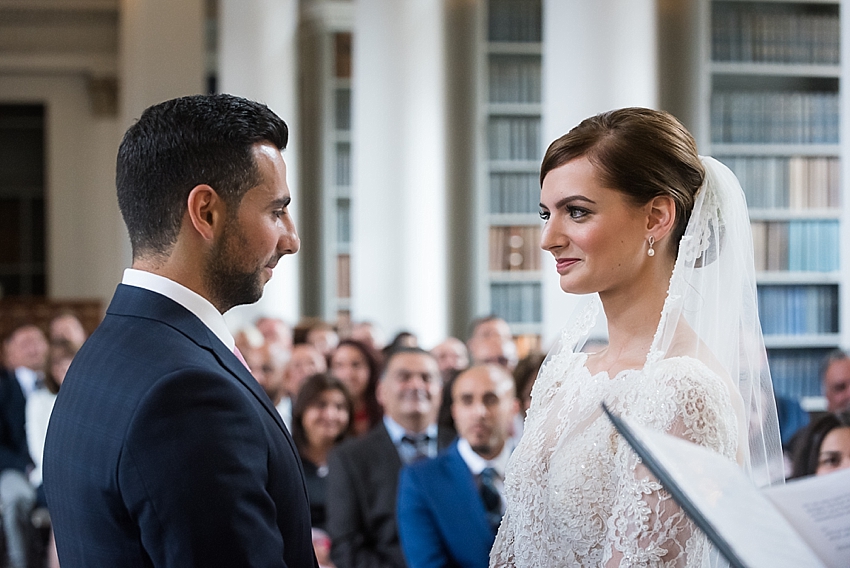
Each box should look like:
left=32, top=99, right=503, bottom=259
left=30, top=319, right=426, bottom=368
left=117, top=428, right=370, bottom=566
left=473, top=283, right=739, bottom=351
left=490, top=108, right=784, bottom=567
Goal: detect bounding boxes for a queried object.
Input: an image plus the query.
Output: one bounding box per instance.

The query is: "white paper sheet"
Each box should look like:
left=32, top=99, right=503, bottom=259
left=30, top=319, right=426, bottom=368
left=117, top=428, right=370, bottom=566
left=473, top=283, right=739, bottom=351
left=763, top=469, right=850, bottom=568
left=620, top=416, right=827, bottom=568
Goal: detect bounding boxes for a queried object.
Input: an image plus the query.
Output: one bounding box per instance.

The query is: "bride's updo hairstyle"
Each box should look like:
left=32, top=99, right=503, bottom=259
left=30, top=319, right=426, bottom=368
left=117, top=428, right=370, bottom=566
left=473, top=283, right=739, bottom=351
left=540, top=107, right=705, bottom=257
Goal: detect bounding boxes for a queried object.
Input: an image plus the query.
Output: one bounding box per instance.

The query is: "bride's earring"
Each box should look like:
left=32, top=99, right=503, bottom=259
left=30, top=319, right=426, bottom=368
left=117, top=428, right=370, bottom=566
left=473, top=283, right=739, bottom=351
left=647, top=236, right=655, bottom=257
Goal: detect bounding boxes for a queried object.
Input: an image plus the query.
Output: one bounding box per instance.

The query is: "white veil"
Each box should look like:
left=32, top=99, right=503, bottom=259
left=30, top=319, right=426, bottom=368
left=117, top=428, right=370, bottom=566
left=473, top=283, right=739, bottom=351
left=546, top=156, right=785, bottom=489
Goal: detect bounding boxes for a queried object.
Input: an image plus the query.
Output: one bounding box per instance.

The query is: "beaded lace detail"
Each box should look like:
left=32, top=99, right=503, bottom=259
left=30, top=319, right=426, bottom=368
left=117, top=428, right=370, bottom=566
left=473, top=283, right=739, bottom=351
left=490, top=353, right=738, bottom=568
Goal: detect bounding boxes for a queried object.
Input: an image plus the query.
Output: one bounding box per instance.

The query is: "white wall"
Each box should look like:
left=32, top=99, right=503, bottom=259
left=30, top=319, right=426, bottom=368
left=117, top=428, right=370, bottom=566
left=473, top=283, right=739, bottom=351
left=350, top=0, right=448, bottom=347
left=218, top=0, right=301, bottom=331
left=540, top=0, right=659, bottom=348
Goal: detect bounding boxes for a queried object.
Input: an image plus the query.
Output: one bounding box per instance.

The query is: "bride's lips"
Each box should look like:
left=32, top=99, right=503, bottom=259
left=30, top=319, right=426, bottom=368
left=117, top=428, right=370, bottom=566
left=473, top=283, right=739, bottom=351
left=555, top=258, right=580, bottom=274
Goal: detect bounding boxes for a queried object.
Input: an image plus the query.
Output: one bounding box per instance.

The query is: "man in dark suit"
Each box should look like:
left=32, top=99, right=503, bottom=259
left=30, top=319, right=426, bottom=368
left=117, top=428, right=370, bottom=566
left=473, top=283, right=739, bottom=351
left=326, top=348, right=451, bottom=568
left=397, top=365, right=518, bottom=568
left=0, top=325, right=47, bottom=568
left=43, top=94, right=317, bottom=568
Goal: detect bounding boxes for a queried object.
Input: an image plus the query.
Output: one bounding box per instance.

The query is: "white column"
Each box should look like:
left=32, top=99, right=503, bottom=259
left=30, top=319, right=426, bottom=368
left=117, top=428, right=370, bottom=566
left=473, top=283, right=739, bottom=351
left=540, top=0, right=659, bottom=347
left=218, top=0, right=301, bottom=330
left=118, top=0, right=206, bottom=274
left=351, top=0, right=448, bottom=347
left=120, top=0, right=205, bottom=125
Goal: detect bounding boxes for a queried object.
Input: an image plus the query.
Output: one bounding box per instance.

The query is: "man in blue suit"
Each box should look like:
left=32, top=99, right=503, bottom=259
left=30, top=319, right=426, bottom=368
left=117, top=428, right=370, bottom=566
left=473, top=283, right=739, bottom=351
left=43, top=94, right=317, bottom=568
left=397, top=364, right=518, bottom=568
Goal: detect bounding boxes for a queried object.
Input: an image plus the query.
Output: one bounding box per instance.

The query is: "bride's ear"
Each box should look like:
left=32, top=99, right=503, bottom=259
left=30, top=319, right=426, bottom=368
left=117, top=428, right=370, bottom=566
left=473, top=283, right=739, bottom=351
left=645, top=195, right=676, bottom=242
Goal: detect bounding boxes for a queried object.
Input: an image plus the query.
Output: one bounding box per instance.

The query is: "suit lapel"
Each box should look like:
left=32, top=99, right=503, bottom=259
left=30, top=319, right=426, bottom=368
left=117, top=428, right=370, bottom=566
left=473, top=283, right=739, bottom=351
left=442, top=444, right=494, bottom=536
left=107, top=285, right=292, bottom=439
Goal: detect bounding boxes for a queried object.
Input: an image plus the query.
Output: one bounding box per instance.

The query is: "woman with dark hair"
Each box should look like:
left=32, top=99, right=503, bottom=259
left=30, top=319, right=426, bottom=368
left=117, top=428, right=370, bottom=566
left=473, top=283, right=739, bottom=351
left=790, top=411, right=850, bottom=478
left=491, top=108, right=782, bottom=567
left=329, top=339, right=383, bottom=435
left=291, top=373, right=354, bottom=530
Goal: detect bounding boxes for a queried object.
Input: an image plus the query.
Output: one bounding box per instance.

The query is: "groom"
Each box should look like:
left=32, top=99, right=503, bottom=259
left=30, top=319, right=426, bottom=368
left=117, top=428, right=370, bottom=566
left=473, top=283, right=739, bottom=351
left=43, top=94, right=317, bottom=567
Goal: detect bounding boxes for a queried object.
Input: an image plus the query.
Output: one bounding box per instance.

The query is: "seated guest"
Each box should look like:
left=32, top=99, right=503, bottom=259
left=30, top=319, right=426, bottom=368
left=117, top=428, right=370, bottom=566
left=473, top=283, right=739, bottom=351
left=382, top=331, right=418, bottom=360
left=326, top=348, right=451, bottom=568
left=291, top=374, right=354, bottom=530
left=822, top=349, right=850, bottom=413
left=306, top=322, right=340, bottom=361
left=27, top=340, right=77, bottom=568
left=397, top=365, right=517, bottom=568
left=467, top=316, right=517, bottom=371
left=1, top=325, right=48, bottom=568
left=283, top=343, right=328, bottom=420
left=431, top=337, right=469, bottom=381
left=790, top=411, right=850, bottom=478
left=244, top=341, right=291, bottom=428
left=329, top=340, right=382, bottom=436
left=48, top=313, right=88, bottom=351
left=255, top=316, right=294, bottom=353
left=350, top=321, right=385, bottom=352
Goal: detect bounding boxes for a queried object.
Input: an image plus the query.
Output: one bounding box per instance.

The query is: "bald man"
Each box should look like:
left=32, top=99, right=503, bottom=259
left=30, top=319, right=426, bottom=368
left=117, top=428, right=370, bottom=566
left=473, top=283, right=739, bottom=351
left=397, top=365, right=518, bottom=568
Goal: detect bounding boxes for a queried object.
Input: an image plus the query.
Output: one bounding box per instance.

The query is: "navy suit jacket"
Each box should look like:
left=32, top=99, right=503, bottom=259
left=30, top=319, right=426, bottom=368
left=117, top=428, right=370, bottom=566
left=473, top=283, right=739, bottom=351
left=43, top=284, right=318, bottom=568
left=0, top=367, right=32, bottom=474
left=326, top=423, right=453, bottom=568
left=396, top=442, right=496, bottom=568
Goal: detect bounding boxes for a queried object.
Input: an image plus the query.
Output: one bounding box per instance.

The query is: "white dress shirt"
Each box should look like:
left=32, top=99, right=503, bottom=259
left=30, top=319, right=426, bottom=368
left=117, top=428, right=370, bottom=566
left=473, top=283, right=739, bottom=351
left=122, top=268, right=235, bottom=351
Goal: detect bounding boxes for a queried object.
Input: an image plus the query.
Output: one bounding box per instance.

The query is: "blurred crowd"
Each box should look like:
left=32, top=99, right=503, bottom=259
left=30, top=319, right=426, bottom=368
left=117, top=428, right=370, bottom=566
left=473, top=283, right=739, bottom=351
left=1, top=311, right=849, bottom=568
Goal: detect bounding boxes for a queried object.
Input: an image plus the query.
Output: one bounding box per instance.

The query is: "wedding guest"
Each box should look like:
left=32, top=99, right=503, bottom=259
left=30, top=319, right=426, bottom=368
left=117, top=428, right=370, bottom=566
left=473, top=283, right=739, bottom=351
left=329, top=340, right=382, bottom=436
left=398, top=364, right=518, bottom=568
left=467, top=316, right=517, bottom=370
left=790, top=411, right=850, bottom=478
left=291, top=373, right=354, bottom=530
left=27, top=340, right=77, bottom=568
left=822, top=349, right=850, bottom=413
left=326, top=348, right=450, bottom=568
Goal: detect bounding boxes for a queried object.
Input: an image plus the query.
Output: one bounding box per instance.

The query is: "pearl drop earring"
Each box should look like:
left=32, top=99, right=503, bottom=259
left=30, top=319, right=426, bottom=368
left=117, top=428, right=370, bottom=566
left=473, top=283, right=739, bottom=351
left=647, top=236, right=655, bottom=257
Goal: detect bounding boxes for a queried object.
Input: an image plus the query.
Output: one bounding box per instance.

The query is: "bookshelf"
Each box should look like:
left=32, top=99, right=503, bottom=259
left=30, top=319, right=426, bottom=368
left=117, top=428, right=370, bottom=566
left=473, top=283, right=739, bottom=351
left=297, top=2, right=354, bottom=333
left=703, top=0, right=843, bottom=402
left=480, top=0, right=543, bottom=349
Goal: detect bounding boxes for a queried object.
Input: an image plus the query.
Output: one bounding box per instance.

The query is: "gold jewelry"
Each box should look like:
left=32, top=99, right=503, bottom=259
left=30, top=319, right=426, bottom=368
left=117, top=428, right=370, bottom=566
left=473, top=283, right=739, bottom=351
left=647, top=236, right=655, bottom=257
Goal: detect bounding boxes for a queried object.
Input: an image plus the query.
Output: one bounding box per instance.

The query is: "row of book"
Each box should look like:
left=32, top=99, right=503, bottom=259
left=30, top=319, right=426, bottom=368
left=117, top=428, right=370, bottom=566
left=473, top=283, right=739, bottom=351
left=335, top=88, right=351, bottom=131
left=337, top=254, right=350, bottom=299
left=711, top=91, right=839, bottom=144
left=488, top=0, right=541, bottom=43
left=334, top=33, right=352, bottom=79
left=712, top=5, right=839, bottom=65
left=489, top=54, right=541, bottom=104
left=720, top=156, right=840, bottom=209
left=335, top=143, right=351, bottom=187
left=489, top=226, right=541, bottom=271
left=767, top=347, right=832, bottom=399
left=491, top=282, right=541, bottom=324
left=489, top=172, right=539, bottom=214
left=751, top=220, right=839, bottom=272
left=336, top=199, right=350, bottom=245
left=757, top=284, right=838, bottom=335
left=488, top=116, right=541, bottom=161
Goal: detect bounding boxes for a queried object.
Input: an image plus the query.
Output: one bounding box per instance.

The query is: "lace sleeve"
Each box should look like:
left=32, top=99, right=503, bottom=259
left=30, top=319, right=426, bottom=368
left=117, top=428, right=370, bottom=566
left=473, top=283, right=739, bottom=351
left=605, top=360, right=739, bottom=568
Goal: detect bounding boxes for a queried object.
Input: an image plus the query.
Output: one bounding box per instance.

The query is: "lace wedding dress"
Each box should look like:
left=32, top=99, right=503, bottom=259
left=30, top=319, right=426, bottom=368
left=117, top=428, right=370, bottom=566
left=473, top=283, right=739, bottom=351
left=491, top=157, right=783, bottom=568
left=490, top=331, right=738, bottom=566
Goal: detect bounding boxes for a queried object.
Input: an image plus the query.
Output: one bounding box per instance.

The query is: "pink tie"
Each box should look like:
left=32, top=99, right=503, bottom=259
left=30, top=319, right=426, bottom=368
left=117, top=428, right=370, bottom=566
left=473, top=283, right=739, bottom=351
left=233, top=346, right=251, bottom=372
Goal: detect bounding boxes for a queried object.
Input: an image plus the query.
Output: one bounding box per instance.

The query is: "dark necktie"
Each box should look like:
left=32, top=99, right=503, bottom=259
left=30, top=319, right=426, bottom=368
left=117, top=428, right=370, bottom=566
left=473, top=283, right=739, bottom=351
left=479, top=467, right=503, bottom=533
left=401, top=434, right=430, bottom=464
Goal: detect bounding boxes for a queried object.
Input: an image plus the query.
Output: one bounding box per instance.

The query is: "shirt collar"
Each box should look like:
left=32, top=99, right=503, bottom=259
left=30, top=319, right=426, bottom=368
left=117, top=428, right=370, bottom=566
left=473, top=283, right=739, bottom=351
left=457, top=436, right=512, bottom=477
left=13, top=367, right=39, bottom=399
left=382, top=415, right=438, bottom=446
left=122, top=268, right=235, bottom=351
